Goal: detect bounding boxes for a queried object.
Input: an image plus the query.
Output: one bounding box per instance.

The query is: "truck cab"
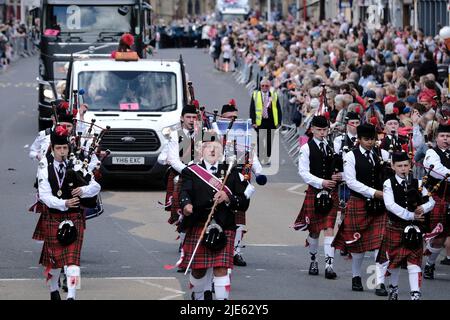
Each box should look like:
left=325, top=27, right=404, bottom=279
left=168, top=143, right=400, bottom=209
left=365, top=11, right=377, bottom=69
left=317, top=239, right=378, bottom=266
left=69, top=56, right=184, bottom=181
left=32, top=0, right=154, bottom=131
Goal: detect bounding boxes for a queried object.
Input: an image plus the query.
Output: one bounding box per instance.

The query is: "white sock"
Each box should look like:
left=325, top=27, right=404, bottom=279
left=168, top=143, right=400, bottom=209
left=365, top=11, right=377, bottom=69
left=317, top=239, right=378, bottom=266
left=375, top=261, right=389, bottom=286
left=179, top=232, right=186, bottom=245
left=351, top=252, right=364, bottom=277
left=389, top=268, right=400, bottom=287
left=213, top=275, right=231, bottom=300
left=234, top=224, right=245, bottom=256
left=204, top=268, right=213, bottom=292
left=48, top=268, right=61, bottom=292
left=307, top=235, right=319, bottom=258
left=66, top=265, right=80, bottom=300
left=426, top=243, right=442, bottom=265
left=324, top=236, right=335, bottom=268
left=407, top=264, right=422, bottom=292
left=189, top=273, right=207, bottom=300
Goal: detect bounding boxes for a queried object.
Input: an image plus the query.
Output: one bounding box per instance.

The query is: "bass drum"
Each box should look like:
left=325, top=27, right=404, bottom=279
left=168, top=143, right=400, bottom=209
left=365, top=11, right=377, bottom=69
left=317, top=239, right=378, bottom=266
left=84, top=194, right=104, bottom=220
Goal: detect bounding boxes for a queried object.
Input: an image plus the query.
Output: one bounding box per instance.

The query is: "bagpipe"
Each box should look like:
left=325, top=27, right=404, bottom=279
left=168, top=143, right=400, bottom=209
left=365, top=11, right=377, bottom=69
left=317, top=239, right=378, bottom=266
left=64, top=90, right=111, bottom=216
left=211, top=114, right=267, bottom=186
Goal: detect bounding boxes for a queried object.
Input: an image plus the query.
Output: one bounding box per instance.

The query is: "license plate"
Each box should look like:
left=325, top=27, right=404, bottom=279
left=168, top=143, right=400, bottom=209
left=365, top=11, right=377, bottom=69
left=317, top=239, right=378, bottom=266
left=112, top=157, right=145, bottom=165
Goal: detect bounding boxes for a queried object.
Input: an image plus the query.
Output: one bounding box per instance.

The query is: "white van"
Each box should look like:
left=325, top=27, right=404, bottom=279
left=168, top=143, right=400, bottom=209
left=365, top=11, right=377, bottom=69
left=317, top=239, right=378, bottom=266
left=69, top=56, right=185, bottom=180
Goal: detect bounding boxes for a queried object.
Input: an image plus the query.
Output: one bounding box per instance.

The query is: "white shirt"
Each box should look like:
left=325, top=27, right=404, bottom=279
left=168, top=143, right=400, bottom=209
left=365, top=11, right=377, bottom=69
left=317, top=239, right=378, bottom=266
left=412, top=124, right=425, bottom=149
left=204, top=160, right=219, bottom=173
left=383, top=174, right=435, bottom=221
left=167, top=128, right=195, bottom=174
left=38, top=156, right=101, bottom=211
left=298, top=138, right=331, bottom=190
left=423, top=148, right=450, bottom=182
left=29, top=130, right=51, bottom=161
left=333, top=132, right=357, bottom=155
left=343, top=146, right=390, bottom=198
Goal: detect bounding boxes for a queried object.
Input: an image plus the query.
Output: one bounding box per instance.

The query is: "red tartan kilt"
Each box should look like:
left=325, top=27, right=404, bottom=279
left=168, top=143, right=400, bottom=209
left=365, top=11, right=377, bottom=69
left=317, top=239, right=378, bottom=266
left=235, top=210, right=246, bottom=225
left=294, top=186, right=338, bottom=234
left=430, top=194, right=449, bottom=237
left=165, top=171, right=176, bottom=212
left=179, top=225, right=235, bottom=270
left=39, top=211, right=85, bottom=269
left=333, top=196, right=386, bottom=253
left=377, top=222, right=422, bottom=269
left=32, top=214, right=46, bottom=241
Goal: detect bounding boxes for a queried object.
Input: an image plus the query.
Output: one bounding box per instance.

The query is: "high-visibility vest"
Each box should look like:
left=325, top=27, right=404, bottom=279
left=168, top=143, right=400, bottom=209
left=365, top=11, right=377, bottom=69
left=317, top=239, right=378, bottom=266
left=253, top=90, right=279, bottom=127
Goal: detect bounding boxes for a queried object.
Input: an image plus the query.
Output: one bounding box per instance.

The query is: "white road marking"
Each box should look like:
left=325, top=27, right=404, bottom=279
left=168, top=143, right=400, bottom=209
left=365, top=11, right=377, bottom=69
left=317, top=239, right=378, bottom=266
left=255, top=269, right=266, bottom=271
left=121, top=266, right=131, bottom=269
left=23, top=251, right=32, bottom=253
left=286, top=183, right=306, bottom=195
left=109, top=250, right=119, bottom=253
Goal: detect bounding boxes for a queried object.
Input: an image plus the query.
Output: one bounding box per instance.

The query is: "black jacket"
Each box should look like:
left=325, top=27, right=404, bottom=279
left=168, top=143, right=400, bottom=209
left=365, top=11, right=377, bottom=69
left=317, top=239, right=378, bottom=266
left=179, top=162, right=250, bottom=231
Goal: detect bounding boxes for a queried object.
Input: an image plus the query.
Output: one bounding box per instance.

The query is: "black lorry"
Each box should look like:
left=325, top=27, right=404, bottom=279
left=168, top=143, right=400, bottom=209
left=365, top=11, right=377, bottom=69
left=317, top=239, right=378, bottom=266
left=30, top=0, right=153, bottom=130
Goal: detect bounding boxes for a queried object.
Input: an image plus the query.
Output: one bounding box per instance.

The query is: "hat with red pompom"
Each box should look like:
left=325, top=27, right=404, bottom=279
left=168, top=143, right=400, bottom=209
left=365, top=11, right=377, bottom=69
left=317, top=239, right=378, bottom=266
left=120, top=33, right=134, bottom=48
left=51, top=125, right=70, bottom=145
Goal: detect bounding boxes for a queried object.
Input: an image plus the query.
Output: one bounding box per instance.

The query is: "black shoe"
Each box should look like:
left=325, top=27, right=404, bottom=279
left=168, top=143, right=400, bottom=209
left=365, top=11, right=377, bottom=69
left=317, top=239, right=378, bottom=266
left=340, top=247, right=348, bottom=256
left=62, top=274, right=68, bottom=293
left=177, top=267, right=186, bottom=273
left=410, top=291, right=421, bottom=300
left=388, top=285, right=398, bottom=300
left=424, top=264, right=435, bottom=279
left=67, top=298, right=75, bottom=300
left=325, top=266, right=337, bottom=279
left=233, top=254, right=247, bottom=267
left=308, top=261, right=319, bottom=275
left=204, top=290, right=213, bottom=300
left=50, top=291, right=61, bottom=300
left=352, top=276, right=364, bottom=291
left=375, top=283, right=388, bottom=296
left=440, top=257, right=450, bottom=265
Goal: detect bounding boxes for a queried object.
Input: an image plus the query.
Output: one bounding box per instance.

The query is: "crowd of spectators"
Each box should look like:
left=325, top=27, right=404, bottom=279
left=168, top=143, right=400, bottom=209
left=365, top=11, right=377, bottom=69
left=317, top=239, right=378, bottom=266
left=0, top=20, right=37, bottom=70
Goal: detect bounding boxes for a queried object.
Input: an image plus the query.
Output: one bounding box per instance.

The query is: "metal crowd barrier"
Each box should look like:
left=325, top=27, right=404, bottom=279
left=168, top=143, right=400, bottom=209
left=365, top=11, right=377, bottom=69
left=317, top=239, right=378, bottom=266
left=8, top=34, right=37, bottom=62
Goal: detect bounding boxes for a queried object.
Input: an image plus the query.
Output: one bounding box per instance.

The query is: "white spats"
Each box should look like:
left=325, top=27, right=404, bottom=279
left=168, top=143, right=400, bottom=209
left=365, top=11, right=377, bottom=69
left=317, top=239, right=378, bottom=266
left=213, top=275, right=230, bottom=300
left=189, top=273, right=207, bottom=300
left=375, top=261, right=389, bottom=286
left=66, top=265, right=80, bottom=300
left=407, top=264, right=422, bottom=293
left=48, top=268, right=61, bottom=292
left=307, top=235, right=319, bottom=256
left=351, top=252, right=364, bottom=277
left=234, top=224, right=245, bottom=255
left=324, top=236, right=335, bottom=267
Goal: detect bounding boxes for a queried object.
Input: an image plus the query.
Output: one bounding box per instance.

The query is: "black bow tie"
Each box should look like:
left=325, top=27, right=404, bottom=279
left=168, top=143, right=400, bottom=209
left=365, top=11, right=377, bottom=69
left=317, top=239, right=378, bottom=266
left=210, top=166, right=217, bottom=173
